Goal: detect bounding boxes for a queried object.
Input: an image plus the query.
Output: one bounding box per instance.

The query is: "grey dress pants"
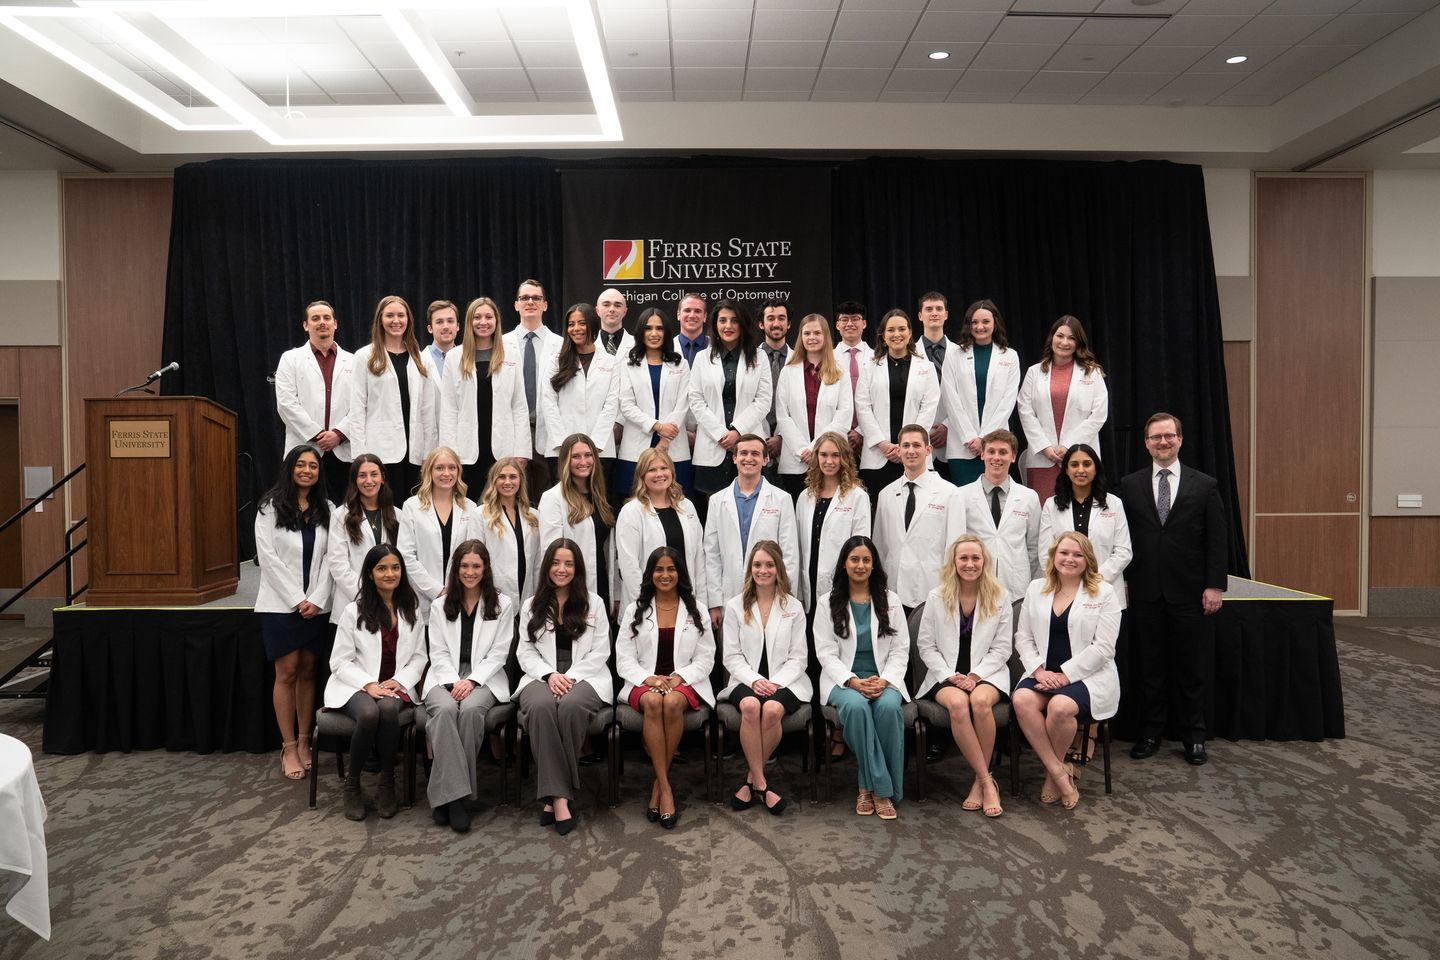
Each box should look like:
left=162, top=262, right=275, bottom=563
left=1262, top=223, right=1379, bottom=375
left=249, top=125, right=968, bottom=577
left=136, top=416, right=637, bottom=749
left=423, top=681, right=500, bottom=808
left=517, top=680, right=604, bottom=801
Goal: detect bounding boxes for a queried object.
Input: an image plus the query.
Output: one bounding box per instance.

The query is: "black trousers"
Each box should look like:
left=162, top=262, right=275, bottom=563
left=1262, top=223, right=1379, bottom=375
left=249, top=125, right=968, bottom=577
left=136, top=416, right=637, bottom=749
left=1130, top=598, right=1213, bottom=745
left=339, top=691, right=409, bottom=776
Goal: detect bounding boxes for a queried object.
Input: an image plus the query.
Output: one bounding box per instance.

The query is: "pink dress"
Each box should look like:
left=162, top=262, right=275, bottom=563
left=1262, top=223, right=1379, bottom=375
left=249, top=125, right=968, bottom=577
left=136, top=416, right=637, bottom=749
left=1026, top=361, right=1074, bottom=503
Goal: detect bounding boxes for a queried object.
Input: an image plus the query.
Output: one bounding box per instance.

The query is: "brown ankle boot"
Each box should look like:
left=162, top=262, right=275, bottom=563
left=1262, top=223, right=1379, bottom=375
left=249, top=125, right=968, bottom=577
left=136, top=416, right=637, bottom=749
left=376, top=773, right=399, bottom=819
left=343, top=777, right=366, bottom=821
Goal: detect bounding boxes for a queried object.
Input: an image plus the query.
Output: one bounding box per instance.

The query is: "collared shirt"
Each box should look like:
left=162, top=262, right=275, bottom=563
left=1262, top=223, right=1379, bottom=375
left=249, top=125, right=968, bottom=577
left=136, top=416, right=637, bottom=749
left=982, top=475, right=1011, bottom=515
left=732, top=478, right=763, bottom=560
left=678, top=333, right=707, bottom=366
left=921, top=335, right=947, bottom=378
left=1151, top=459, right=1183, bottom=504
left=423, top=342, right=451, bottom=376
left=310, top=341, right=339, bottom=433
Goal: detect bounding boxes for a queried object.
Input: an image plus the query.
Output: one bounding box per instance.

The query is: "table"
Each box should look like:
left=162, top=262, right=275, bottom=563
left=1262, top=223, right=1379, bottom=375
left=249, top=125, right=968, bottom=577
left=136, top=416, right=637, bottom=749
left=0, top=733, right=50, bottom=940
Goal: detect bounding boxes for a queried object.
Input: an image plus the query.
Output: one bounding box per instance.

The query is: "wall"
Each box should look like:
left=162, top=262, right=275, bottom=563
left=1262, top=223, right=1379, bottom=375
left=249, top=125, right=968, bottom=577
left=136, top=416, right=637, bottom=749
left=0, top=172, right=66, bottom=597
left=1369, top=170, right=1440, bottom=611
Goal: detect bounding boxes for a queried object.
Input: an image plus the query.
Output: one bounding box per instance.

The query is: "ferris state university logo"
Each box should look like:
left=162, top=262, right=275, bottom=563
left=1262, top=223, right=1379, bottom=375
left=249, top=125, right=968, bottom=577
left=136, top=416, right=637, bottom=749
left=603, top=240, right=644, bottom=280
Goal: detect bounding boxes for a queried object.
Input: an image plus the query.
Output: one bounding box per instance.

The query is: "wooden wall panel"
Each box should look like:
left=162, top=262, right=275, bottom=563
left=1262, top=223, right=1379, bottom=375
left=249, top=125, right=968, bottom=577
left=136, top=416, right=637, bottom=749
left=0, top=404, right=20, bottom=588
left=62, top=177, right=173, bottom=589
left=18, top=347, right=65, bottom=596
left=1254, top=515, right=1361, bottom=610
left=1370, top=517, right=1440, bottom=588
left=1223, top=340, right=1251, bottom=551
left=1254, top=178, right=1366, bottom=514
left=0, top=350, right=18, bottom=397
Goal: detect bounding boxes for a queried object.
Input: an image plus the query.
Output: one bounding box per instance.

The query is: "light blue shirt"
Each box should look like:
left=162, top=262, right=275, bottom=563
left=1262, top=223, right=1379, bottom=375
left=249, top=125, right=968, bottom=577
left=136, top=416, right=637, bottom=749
left=732, top=479, right=762, bottom=560
left=424, top=343, right=450, bottom=375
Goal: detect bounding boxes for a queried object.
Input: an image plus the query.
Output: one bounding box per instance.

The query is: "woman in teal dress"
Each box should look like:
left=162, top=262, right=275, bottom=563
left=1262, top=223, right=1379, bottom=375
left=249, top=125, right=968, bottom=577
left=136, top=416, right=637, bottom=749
left=813, top=535, right=910, bottom=820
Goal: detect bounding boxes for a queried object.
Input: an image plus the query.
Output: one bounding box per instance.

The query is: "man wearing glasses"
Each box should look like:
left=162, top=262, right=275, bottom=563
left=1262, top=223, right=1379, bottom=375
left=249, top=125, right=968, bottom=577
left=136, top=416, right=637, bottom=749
left=503, top=279, right=562, bottom=500
left=1121, top=412, right=1228, bottom=767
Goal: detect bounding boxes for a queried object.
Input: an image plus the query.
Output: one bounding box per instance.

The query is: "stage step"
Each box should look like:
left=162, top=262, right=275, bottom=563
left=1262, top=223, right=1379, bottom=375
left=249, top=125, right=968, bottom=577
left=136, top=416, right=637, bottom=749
left=0, top=636, right=53, bottom=699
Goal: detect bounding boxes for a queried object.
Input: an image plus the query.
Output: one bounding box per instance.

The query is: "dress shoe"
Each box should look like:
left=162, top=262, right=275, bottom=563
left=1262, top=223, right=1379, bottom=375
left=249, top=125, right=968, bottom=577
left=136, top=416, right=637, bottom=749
left=659, top=810, right=678, bottom=830
left=539, top=808, right=556, bottom=827
left=376, top=774, right=400, bottom=819
left=555, top=814, right=578, bottom=836
left=1184, top=742, right=1208, bottom=766
left=431, top=804, right=450, bottom=827
left=343, top=779, right=366, bottom=822
left=448, top=799, right=471, bottom=833
left=1130, top=738, right=1160, bottom=760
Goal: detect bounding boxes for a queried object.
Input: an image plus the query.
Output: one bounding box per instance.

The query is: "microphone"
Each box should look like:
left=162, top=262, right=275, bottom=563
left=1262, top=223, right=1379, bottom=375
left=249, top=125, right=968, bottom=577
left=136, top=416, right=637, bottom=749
left=146, top=361, right=180, bottom=383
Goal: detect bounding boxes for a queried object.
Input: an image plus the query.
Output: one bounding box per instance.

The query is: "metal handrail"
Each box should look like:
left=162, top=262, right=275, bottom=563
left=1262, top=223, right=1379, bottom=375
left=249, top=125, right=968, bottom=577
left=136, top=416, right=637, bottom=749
left=0, top=462, right=85, bottom=537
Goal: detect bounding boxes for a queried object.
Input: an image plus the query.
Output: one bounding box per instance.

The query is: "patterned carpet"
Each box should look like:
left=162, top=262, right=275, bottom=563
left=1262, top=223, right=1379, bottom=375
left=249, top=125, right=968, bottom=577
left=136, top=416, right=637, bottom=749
left=1, top=618, right=1438, bottom=960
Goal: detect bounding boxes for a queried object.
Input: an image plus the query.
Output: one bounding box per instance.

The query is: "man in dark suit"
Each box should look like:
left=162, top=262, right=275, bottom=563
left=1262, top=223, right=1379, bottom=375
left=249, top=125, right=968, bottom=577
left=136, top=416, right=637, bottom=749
left=1120, top=412, right=1228, bottom=765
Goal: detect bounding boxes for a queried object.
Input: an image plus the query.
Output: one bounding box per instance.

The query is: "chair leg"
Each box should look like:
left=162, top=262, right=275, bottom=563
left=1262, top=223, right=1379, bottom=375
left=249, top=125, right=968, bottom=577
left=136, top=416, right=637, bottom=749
left=608, top=721, right=620, bottom=809
left=806, top=718, right=817, bottom=804
left=1009, top=720, right=1021, bottom=798
left=914, top=720, right=928, bottom=803
left=404, top=728, right=417, bottom=807
left=1102, top=719, right=1113, bottom=795
left=499, top=719, right=511, bottom=806
left=716, top=722, right=726, bottom=802
left=822, top=719, right=834, bottom=804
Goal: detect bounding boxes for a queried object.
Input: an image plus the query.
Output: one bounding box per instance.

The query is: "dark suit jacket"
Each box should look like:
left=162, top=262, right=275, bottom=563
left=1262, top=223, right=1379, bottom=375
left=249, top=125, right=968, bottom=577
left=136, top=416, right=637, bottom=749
left=1120, top=463, right=1228, bottom=605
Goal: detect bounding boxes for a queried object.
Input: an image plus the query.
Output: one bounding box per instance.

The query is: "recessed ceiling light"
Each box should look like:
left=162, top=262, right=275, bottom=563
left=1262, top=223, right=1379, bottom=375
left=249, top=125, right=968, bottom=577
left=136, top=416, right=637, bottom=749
left=1132, top=0, right=1165, bottom=6
left=1226, top=55, right=1248, bottom=64
left=928, top=51, right=949, bottom=61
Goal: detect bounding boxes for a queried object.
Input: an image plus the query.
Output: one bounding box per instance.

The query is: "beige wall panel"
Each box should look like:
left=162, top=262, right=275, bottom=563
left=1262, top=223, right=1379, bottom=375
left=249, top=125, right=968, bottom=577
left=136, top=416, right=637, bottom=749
left=1254, top=514, right=1361, bottom=611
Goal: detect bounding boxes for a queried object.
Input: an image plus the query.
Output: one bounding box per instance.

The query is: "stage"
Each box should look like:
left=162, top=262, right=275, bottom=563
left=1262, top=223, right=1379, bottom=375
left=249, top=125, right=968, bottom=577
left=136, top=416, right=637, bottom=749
left=41, top=571, right=1345, bottom=754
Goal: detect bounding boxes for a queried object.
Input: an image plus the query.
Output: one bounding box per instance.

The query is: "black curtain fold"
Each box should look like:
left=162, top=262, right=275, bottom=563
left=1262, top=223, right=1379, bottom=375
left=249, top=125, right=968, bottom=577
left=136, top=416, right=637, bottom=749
left=162, top=157, right=564, bottom=553
left=832, top=158, right=1248, bottom=575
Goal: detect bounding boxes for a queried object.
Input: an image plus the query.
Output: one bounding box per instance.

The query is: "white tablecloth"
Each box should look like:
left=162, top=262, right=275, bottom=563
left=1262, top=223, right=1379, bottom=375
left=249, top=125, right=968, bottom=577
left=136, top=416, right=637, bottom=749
left=0, top=733, right=49, bottom=940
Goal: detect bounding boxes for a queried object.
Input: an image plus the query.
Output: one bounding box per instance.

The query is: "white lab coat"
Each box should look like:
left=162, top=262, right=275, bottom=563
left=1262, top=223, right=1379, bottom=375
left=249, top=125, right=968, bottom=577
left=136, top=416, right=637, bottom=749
left=773, top=363, right=854, bottom=475
left=538, top=348, right=623, bottom=458
left=718, top=593, right=813, bottom=703
left=813, top=588, right=911, bottom=704
left=1039, top=494, right=1133, bottom=610
left=423, top=593, right=516, bottom=701
left=871, top=471, right=967, bottom=609
left=1014, top=578, right=1122, bottom=721
left=273, top=343, right=355, bottom=460
left=940, top=344, right=1022, bottom=462
left=474, top=505, right=541, bottom=604
left=396, top=495, right=480, bottom=614
left=853, top=353, right=940, bottom=471
left=324, top=601, right=427, bottom=708
left=254, top=504, right=333, bottom=614
left=515, top=592, right=613, bottom=702
left=796, top=484, right=872, bottom=609
left=324, top=503, right=393, bottom=625
left=702, top=478, right=800, bottom=610
left=536, top=486, right=618, bottom=606
left=342, top=348, right=435, bottom=465
left=1015, top=362, right=1109, bottom=471
left=688, top=347, right=774, bottom=468
left=437, top=355, right=531, bottom=465
left=615, top=602, right=716, bottom=705
left=502, top=323, right=563, bottom=416
left=958, top=478, right=1042, bottom=603
left=615, top=358, right=692, bottom=463
left=914, top=589, right=1013, bottom=698
left=614, top=497, right=707, bottom=613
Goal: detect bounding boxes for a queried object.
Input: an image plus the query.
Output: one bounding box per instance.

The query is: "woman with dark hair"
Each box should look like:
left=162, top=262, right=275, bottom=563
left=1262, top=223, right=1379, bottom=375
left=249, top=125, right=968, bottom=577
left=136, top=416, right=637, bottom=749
left=325, top=453, right=399, bottom=625
left=813, top=535, right=910, bottom=820
left=256, top=444, right=333, bottom=782
left=688, top=299, right=773, bottom=497
left=614, top=448, right=705, bottom=613
left=342, top=294, right=433, bottom=499
left=854, top=309, right=940, bottom=495
left=616, top=308, right=692, bottom=497
left=516, top=539, right=610, bottom=835
left=941, top=299, right=1022, bottom=487
left=540, top=303, right=622, bottom=474
left=439, top=296, right=530, bottom=494
left=719, top=541, right=810, bottom=815
left=324, top=543, right=425, bottom=821
left=1040, top=443, right=1132, bottom=607
left=616, top=546, right=714, bottom=828
left=1017, top=314, right=1108, bottom=503
left=1013, top=533, right=1121, bottom=810
left=422, top=539, right=515, bottom=833
left=537, top=433, right=616, bottom=617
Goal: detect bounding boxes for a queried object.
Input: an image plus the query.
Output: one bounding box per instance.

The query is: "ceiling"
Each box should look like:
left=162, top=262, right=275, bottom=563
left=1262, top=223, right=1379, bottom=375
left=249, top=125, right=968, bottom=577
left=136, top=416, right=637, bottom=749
left=2, top=0, right=1440, bottom=172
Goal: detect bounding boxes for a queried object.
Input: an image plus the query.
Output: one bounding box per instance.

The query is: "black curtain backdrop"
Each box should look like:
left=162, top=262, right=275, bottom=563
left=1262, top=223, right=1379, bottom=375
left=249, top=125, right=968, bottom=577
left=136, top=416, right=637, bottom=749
left=161, top=157, right=564, bottom=551
left=162, top=155, right=1246, bottom=575
left=833, top=158, right=1248, bottom=575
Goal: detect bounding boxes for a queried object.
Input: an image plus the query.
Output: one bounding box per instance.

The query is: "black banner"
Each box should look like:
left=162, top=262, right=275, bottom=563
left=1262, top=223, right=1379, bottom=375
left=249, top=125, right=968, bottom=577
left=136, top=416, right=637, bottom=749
left=560, top=167, right=831, bottom=326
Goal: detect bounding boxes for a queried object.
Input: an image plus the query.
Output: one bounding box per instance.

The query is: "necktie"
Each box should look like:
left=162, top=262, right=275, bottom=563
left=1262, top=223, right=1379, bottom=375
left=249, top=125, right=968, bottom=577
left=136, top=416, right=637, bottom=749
left=990, top=485, right=1002, bottom=527
left=904, top=481, right=916, bottom=529
left=928, top=341, right=944, bottom=378
left=523, top=332, right=537, bottom=411
left=1157, top=468, right=1172, bottom=524
left=848, top=347, right=860, bottom=429
left=683, top=338, right=694, bottom=365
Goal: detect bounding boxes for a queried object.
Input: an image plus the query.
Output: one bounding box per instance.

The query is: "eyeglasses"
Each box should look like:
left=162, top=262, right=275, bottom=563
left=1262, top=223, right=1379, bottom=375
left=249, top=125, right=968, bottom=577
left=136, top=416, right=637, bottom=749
left=516, top=294, right=545, bottom=303
left=1146, top=433, right=1180, bottom=442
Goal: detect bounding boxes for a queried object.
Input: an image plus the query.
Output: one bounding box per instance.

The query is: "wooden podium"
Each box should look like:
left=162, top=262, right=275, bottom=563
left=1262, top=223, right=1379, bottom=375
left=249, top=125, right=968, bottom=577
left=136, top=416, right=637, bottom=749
left=84, top=396, right=239, bottom=605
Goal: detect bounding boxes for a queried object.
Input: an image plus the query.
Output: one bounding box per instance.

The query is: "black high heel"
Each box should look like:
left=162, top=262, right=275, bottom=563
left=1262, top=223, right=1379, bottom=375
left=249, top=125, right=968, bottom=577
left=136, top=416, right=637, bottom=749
left=760, top=786, right=788, bottom=816
left=647, top=806, right=661, bottom=822
left=729, top=780, right=755, bottom=811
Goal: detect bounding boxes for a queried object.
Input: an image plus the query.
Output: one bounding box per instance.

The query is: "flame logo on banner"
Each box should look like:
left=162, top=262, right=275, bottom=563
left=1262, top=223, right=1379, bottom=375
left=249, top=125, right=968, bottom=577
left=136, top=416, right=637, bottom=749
left=603, top=240, right=644, bottom=280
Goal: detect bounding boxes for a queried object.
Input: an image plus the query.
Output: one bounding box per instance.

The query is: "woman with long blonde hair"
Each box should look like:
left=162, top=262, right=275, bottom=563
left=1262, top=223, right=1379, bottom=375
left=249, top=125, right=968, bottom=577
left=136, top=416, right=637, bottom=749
left=476, top=456, right=540, bottom=603
left=916, top=534, right=1013, bottom=818
left=1012, top=532, right=1121, bottom=810
left=344, top=294, right=432, bottom=499
left=796, top=431, right=870, bottom=613
left=774, top=314, right=853, bottom=497
left=615, top=447, right=705, bottom=612
left=397, top=445, right=476, bottom=622
left=439, top=296, right=531, bottom=494
left=718, top=541, right=810, bottom=815
left=537, top=433, right=617, bottom=618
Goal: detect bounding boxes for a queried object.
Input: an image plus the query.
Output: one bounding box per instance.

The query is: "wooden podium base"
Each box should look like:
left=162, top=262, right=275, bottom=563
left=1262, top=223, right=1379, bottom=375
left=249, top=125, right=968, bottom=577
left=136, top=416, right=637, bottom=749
left=84, top=577, right=239, bottom=607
